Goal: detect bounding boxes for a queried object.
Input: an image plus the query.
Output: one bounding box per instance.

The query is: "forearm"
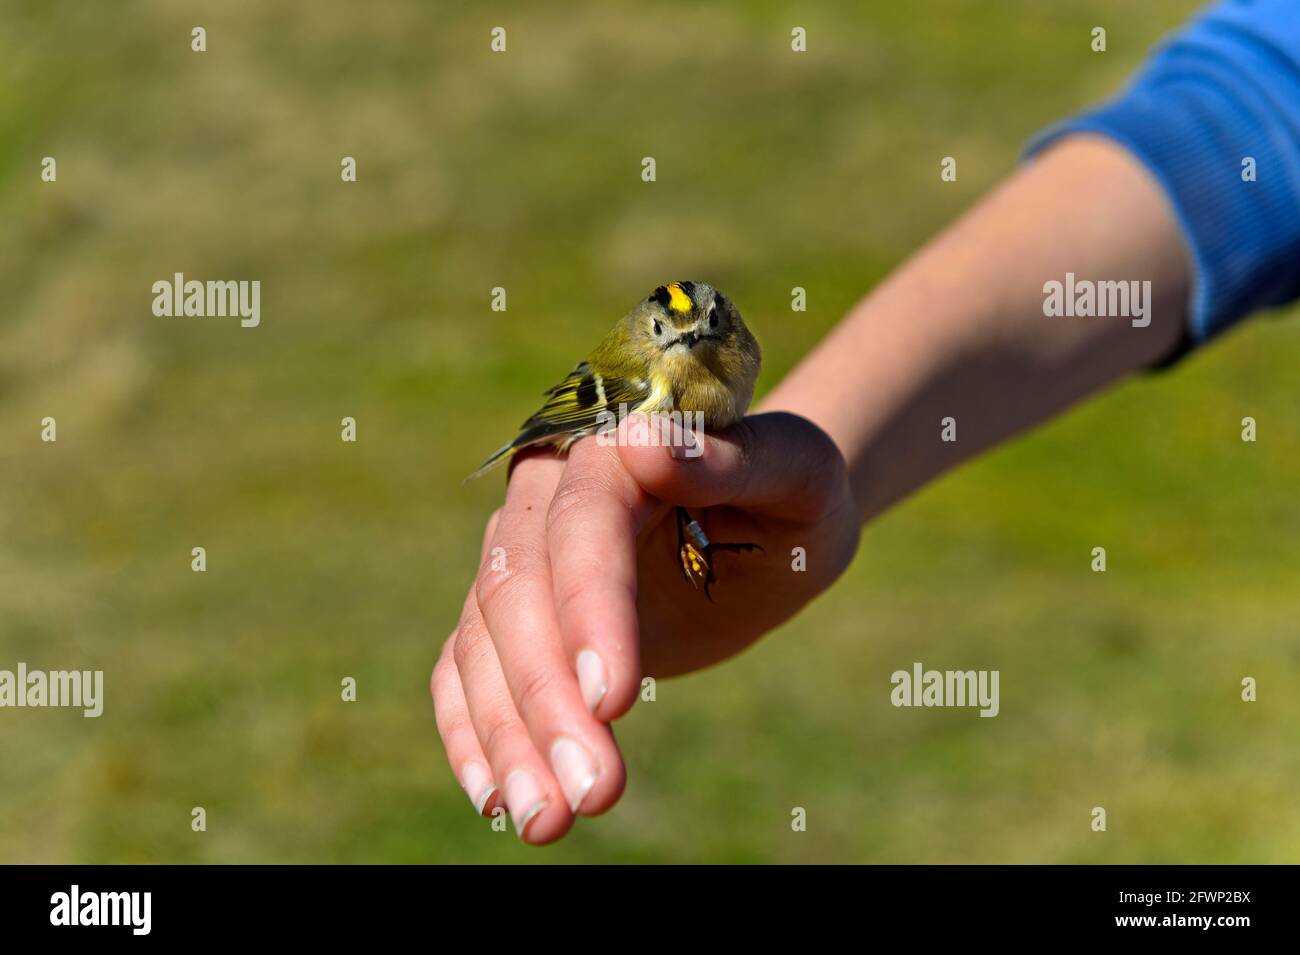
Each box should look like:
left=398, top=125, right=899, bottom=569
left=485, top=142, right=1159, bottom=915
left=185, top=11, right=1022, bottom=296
left=762, top=136, right=1190, bottom=522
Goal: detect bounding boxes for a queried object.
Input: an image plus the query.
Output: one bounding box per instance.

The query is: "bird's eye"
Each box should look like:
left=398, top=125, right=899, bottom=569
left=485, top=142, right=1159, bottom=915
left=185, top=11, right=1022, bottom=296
left=708, top=306, right=719, bottom=329
left=653, top=320, right=662, bottom=336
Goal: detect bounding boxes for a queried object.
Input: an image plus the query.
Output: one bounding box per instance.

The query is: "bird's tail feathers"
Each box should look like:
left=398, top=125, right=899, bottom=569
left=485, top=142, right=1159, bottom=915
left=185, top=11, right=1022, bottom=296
left=464, top=426, right=577, bottom=483
left=464, top=441, right=518, bottom=483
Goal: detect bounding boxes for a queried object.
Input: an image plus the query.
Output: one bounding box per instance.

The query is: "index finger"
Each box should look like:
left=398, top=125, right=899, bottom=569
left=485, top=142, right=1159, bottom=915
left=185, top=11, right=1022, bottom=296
left=546, top=432, right=660, bottom=721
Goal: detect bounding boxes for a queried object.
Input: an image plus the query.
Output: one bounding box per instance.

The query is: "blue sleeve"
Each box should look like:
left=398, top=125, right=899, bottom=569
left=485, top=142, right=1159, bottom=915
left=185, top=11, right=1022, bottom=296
left=1026, top=0, right=1300, bottom=350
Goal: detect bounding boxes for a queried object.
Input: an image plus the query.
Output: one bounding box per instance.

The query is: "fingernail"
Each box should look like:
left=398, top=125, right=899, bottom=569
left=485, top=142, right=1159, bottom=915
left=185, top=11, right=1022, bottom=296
left=576, top=649, right=608, bottom=714
left=668, top=420, right=701, bottom=461
left=460, top=762, right=496, bottom=816
left=667, top=417, right=687, bottom=459
left=624, top=413, right=651, bottom=446
left=550, top=737, right=599, bottom=814
left=503, top=770, right=548, bottom=839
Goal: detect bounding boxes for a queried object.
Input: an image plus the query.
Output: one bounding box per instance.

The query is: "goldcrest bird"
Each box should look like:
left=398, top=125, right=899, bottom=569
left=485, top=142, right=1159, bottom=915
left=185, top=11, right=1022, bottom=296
left=469, top=281, right=763, bottom=597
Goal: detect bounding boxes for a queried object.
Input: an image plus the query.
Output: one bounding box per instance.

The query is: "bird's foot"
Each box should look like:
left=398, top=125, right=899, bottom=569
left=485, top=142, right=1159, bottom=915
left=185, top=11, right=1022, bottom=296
left=675, top=507, right=763, bottom=601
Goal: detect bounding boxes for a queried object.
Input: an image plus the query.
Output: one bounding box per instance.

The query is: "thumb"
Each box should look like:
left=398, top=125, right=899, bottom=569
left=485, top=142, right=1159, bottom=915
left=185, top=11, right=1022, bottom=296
left=616, top=411, right=847, bottom=521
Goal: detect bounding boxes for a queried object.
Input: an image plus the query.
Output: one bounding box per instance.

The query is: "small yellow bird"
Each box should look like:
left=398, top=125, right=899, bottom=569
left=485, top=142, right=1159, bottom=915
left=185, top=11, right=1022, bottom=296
left=470, top=281, right=763, bottom=596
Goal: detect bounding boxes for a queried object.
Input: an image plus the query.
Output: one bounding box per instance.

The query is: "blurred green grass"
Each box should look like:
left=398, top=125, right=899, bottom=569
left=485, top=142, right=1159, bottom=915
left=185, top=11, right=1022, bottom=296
left=3, top=0, right=1298, bottom=863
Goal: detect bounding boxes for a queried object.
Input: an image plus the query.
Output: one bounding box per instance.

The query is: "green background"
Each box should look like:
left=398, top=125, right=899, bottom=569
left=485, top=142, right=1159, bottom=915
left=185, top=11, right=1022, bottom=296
left=3, top=0, right=1297, bottom=863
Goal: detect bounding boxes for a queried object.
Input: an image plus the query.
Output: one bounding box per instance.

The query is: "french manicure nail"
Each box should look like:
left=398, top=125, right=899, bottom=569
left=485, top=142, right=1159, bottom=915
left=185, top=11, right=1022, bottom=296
left=503, top=770, right=548, bottom=838
left=576, top=649, right=608, bottom=714
left=550, top=737, right=599, bottom=814
left=460, top=762, right=496, bottom=815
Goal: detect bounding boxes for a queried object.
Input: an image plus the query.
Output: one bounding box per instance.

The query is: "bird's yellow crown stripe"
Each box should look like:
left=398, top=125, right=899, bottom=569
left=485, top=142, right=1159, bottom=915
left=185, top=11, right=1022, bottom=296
left=665, top=282, right=693, bottom=313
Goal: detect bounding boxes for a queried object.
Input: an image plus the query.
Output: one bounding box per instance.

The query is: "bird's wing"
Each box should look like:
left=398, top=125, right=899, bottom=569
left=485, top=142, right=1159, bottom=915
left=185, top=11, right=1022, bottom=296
left=521, top=360, right=650, bottom=438
left=466, top=361, right=651, bottom=480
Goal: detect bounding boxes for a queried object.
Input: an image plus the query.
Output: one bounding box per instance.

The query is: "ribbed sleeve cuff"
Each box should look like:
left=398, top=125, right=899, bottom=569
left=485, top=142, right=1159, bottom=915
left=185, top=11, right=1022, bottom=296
left=1024, top=5, right=1300, bottom=353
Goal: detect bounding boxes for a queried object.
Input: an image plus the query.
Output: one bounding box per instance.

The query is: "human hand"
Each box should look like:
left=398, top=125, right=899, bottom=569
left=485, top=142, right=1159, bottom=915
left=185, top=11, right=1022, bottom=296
left=431, top=411, right=858, bottom=844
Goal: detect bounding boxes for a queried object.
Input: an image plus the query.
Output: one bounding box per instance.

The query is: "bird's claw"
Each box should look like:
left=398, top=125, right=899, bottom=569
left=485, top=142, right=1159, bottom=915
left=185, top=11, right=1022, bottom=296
left=675, top=507, right=763, bottom=601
